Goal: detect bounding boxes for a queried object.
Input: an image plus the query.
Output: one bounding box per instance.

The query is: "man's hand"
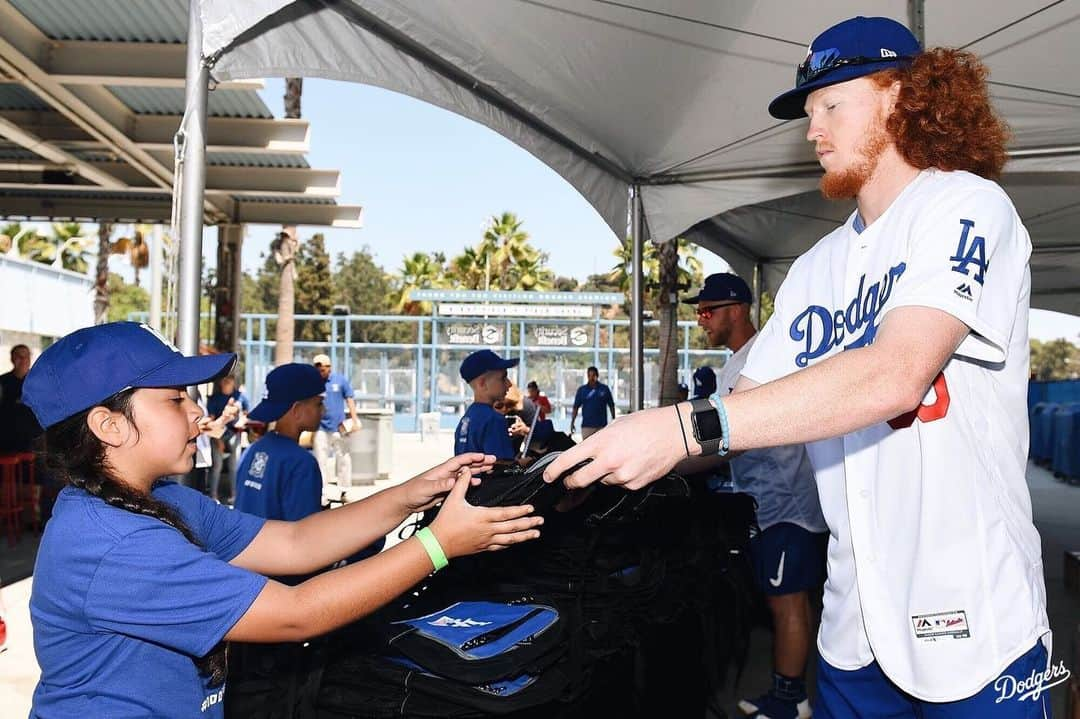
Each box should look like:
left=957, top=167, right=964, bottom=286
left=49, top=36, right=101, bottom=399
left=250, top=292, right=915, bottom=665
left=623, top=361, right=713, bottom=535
left=543, top=404, right=693, bottom=491
left=399, top=452, right=496, bottom=513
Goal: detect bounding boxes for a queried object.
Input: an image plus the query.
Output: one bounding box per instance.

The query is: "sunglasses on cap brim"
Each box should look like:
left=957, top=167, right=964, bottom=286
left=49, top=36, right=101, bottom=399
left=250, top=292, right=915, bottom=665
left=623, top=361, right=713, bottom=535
left=796, top=49, right=908, bottom=88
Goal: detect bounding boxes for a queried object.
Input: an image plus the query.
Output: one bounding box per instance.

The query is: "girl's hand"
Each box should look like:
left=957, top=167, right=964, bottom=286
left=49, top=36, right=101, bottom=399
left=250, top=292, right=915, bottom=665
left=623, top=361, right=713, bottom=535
left=428, top=468, right=542, bottom=557
left=400, top=453, right=495, bottom=513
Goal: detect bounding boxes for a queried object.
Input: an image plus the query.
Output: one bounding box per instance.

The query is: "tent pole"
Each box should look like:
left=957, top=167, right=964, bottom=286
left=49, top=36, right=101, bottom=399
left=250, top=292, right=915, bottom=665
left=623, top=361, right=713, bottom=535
left=908, top=0, right=926, bottom=46
left=177, top=0, right=209, bottom=356
left=752, top=261, right=763, bottom=328
left=630, top=185, right=644, bottom=412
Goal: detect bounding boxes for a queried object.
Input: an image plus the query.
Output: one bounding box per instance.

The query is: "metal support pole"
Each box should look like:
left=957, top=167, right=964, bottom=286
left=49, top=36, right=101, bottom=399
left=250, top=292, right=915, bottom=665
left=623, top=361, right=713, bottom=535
left=752, top=261, right=764, bottom=328
left=907, top=0, right=925, bottom=46
left=149, top=224, right=164, bottom=330
left=230, top=226, right=243, bottom=354
left=177, top=0, right=208, bottom=356
left=629, top=185, right=645, bottom=411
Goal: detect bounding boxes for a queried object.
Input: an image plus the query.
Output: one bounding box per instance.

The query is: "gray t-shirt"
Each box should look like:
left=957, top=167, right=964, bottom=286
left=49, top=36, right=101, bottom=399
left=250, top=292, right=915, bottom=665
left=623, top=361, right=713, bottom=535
left=717, top=335, right=826, bottom=533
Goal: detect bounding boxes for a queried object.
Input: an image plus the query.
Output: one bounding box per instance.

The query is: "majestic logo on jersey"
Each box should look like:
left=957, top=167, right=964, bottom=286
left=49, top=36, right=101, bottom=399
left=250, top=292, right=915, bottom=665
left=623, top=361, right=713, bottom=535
left=949, top=219, right=989, bottom=285
left=788, top=262, right=907, bottom=367
left=911, top=609, right=970, bottom=640
left=954, top=283, right=974, bottom=301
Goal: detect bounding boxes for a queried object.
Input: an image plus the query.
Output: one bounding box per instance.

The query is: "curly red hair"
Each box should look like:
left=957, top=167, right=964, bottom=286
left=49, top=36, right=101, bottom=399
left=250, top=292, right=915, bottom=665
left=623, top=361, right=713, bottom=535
left=871, top=48, right=1010, bottom=179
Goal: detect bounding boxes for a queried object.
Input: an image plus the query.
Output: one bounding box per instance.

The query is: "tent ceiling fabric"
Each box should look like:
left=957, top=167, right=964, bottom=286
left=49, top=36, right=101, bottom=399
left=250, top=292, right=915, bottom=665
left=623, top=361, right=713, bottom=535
left=198, top=0, right=1080, bottom=313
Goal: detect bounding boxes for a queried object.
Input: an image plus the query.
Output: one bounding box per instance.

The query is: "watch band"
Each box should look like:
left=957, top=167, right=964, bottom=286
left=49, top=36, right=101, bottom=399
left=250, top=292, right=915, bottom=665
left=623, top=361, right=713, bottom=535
left=689, top=398, right=723, bottom=456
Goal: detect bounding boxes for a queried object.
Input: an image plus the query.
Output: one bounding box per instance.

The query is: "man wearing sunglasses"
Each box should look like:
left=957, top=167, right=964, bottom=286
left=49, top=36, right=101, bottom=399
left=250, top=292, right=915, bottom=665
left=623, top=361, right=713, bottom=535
left=686, top=273, right=826, bottom=719
left=547, top=15, right=1047, bottom=718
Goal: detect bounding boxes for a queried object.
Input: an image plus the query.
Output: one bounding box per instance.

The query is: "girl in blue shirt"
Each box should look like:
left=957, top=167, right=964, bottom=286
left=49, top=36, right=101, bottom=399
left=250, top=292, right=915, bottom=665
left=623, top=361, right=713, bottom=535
left=22, top=322, right=542, bottom=718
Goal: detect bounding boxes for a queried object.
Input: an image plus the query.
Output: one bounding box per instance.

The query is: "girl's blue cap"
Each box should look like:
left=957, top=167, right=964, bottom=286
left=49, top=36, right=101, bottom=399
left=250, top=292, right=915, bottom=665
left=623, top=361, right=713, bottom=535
left=22, top=322, right=236, bottom=429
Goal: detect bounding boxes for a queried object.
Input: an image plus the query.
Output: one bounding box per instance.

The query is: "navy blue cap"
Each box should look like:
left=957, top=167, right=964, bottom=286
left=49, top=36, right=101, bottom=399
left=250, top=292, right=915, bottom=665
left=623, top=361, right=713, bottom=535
left=460, top=349, right=519, bottom=383
left=769, top=16, right=921, bottom=120
left=249, top=363, right=326, bottom=423
left=22, top=321, right=236, bottom=429
left=682, top=273, right=752, bottom=305
left=693, top=367, right=717, bottom=399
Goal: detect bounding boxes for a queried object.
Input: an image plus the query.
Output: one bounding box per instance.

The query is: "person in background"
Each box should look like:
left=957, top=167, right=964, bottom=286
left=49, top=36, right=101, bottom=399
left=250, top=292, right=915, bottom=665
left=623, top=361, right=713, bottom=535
left=569, top=366, right=615, bottom=439
left=312, top=353, right=360, bottom=485
left=0, top=344, right=39, bottom=452
left=692, top=366, right=717, bottom=401
left=526, top=381, right=552, bottom=421
left=206, top=375, right=249, bottom=503
left=455, top=350, right=519, bottom=461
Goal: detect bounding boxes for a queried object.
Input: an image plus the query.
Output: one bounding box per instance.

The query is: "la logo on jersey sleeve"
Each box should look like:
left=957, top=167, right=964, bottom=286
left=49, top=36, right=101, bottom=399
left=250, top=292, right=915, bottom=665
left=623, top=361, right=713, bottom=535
left=949, top=219, right=989, bottom=300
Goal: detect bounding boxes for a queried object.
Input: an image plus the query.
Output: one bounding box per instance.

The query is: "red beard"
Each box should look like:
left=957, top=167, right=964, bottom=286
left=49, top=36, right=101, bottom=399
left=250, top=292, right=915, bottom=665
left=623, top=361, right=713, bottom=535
left=820, top=116, right=890, bottom=200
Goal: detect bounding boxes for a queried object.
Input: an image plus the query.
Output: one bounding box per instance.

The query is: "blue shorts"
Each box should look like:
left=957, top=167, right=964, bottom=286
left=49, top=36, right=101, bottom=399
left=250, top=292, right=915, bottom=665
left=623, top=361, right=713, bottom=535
left=816, top=641, right=1052, bottom=718
left=748, top=522, right=828, bottom=596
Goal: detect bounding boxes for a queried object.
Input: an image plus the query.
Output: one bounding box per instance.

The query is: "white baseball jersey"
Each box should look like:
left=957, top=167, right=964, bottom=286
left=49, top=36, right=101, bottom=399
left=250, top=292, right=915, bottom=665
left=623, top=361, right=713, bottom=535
left=716, top=336, right=826, bottom=533
left=741, top=169, right=1046, bottom=702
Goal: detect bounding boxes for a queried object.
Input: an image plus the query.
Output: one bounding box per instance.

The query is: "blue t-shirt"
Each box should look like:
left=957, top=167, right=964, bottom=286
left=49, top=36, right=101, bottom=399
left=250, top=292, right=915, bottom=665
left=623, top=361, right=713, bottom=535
left=454, top=402, right=515, bottom=459
left=573, top=382, right=615, bottom=428
left=30, top=482, right=267, bottom=719
left=320, top=372, right=355, bottom=432
left=234, top=432, right=322, bottom=522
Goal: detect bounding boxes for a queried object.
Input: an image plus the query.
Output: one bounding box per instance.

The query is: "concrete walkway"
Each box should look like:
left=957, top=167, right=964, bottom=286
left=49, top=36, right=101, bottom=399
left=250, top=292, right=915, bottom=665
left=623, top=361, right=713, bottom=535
left=2, top=445, right=1078, bottom=718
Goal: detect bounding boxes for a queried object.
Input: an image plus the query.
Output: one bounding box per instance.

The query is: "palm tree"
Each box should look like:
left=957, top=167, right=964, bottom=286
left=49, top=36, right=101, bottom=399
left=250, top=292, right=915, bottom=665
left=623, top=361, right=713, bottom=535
left=507, top=253, right=554, bottom=291
left=483, top=212, right=533, bottom=288
left=276, top=77, right=304, bottom=365
left=393, top=251, right=446, bottom=314
left=93, top=222, right=113, bottom=324
left=447, top=246, right=486, bottom=290
left=22, top=222, right=94, bottom=274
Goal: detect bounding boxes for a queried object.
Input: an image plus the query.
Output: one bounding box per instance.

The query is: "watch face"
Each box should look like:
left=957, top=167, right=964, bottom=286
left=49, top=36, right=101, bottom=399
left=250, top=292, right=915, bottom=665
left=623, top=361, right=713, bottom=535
left=695, top=409, right=723, bottom=441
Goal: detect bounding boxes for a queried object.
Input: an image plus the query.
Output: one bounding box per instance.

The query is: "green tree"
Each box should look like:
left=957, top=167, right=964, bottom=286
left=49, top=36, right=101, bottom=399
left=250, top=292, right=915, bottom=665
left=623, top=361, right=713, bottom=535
left=253, top=252, right=281, bottom=314
left=392, top=251, right=446, bottom=314
left=295, top=233, right=334, bottom=342
left=18, top=222, right=94, bottom=274
left=333, top=248, right=413, bottom=343
left=1030, top=338, right=1079, bottom=380
left=106, top=272, right=150, bottom=322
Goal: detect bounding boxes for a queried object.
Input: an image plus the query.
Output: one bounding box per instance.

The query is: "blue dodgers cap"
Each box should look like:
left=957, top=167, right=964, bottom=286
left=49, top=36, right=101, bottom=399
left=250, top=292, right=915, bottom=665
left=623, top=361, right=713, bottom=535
left=769, top=16, right=921, bottom=120
left=22, top=321, right=236, bottom=429
left=460, top=349, right=519, bottom=383
left=681, top=273, right=752, bottom=305
left=693, top=366, right=717, bottom=399
left=248, top=363, right=326, bottom=423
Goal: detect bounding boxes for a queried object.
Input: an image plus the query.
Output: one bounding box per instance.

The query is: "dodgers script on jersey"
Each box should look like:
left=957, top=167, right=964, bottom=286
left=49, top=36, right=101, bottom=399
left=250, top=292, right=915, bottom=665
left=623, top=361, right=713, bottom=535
left=741, top=170, right=1046, bottom=702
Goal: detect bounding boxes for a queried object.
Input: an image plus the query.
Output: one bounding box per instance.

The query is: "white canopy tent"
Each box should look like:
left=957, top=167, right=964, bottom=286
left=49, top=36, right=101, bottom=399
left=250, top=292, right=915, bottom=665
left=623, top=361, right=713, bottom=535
left=180, top=0, right=1080, bottom=406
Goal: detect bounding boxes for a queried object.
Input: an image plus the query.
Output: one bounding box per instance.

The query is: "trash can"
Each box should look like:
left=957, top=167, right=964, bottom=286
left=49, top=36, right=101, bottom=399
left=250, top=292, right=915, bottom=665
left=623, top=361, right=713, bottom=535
left=347, top=408, right=394, bottom=485
left=1032, top=402, right=1058, bottom=465
left=1051, top=404, right=1080, bottom=482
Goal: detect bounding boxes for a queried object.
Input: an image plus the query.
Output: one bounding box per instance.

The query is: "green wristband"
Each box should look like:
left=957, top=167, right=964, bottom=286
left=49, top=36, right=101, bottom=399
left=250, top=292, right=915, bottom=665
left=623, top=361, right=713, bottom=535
left=416, top=527, right=449, bottom=572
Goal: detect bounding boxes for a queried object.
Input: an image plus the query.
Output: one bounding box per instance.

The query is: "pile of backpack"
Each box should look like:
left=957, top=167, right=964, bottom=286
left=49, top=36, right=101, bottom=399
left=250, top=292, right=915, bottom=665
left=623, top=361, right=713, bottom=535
left=227, top=453, right=759, bottom=719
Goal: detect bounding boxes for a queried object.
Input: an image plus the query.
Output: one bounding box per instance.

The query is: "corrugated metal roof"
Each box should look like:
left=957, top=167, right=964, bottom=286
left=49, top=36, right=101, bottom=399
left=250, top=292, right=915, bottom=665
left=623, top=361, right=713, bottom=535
left=9, top=0, right=187, bottom=43
left=0, top=146, right=42, bottom=161
left=107, top=86, right=273, bottom=119
left=207, top=152, right=309, bottom=168
left=0, top=84, right=51, bottom=111
left=71, top=150, right=124, bottom=163
left=241, top=196, right=338, bottom=206
left=0, top=187, right=171, bottom=201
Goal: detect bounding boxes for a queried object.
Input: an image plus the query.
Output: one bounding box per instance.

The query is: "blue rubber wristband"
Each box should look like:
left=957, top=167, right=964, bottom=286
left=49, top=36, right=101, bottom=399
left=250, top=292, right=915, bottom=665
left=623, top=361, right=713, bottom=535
left=715, top=399, right=731, bottom=456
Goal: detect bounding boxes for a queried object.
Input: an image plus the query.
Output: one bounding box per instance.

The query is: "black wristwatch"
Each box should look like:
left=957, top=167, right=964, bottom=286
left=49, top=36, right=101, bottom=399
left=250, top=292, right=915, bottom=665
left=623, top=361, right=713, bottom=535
left=689, top=398, right=724, bottom=456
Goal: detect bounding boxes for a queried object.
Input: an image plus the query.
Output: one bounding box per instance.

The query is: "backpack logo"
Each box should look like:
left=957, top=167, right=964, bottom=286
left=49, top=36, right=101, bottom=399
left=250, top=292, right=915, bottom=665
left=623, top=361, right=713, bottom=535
left=880, top=48, right=898, bottom=57
left=429, top=616, right=492, bottom=628
left=950, top=219, right=989, bottom=285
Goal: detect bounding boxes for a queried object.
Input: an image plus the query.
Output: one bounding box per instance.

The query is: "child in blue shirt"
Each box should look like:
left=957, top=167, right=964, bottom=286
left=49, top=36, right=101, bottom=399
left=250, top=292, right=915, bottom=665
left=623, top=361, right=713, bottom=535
left=454, top=350, right=519, bottom=461
left=22, top=322, right=542, bottom=719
